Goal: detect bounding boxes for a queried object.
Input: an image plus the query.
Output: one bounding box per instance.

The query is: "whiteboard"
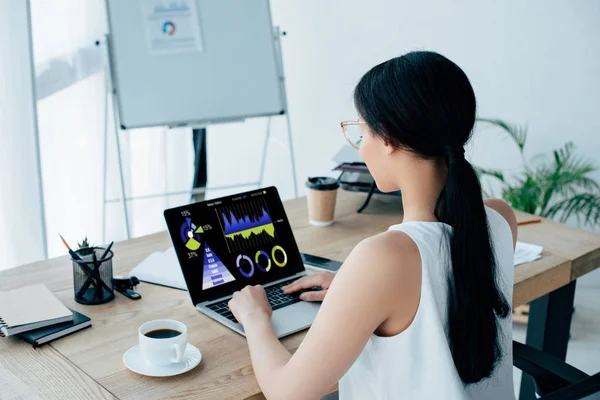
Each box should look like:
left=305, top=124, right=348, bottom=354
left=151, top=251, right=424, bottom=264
left=105, top=0, right=285, bottom=129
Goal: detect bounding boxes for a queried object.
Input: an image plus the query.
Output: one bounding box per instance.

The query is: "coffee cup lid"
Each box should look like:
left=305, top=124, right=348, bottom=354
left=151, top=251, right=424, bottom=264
left=305, top=177, right=340, bottom=191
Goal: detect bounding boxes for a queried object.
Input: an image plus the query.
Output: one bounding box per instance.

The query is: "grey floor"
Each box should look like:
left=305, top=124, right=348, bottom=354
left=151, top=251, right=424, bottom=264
left=512, top=267, right=600, bottom=399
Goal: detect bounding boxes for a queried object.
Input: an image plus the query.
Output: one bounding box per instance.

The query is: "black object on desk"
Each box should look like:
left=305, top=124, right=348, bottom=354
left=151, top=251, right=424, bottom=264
left=72, top=247, right=114, bottom=305
left=113, top=276, right=142, bottom=300
left=19, top=308, right=91, bottom=348
left=301, top=253, right=342, bottom=273
left=333, top=162, right=401, bottom=213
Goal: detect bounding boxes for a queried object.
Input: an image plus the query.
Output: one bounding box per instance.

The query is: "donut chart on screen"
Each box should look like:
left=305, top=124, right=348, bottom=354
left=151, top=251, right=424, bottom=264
left=255, top=250, right=271, bottom=272
left=236, top=254, right=255, bottom=278
left=271, top=245, right=287, bottom=267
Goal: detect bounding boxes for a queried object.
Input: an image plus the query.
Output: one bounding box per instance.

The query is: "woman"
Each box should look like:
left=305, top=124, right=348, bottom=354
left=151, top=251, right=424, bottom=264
left=229, top=51, right=517, bottom=399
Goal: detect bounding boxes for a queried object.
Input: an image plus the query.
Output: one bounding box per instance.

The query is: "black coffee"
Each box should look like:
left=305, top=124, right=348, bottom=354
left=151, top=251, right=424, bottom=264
left=145, top=328, right=182, bottom=339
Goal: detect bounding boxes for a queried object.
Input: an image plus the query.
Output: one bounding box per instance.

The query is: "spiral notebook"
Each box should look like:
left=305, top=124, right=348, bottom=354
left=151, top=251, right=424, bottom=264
left=0, top=284, right=74, bottom=337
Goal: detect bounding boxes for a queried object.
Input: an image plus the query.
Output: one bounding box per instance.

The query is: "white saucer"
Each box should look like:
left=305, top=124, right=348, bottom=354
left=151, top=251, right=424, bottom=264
left=123, top=343, right=202, bottom=377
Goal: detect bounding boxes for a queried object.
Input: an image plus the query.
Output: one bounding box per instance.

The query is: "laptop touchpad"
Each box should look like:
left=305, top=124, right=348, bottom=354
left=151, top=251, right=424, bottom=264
left=271, top=301, right=320, bottom=338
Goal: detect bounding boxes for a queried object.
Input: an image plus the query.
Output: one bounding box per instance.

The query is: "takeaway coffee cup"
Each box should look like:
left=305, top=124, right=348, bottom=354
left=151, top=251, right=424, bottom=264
left=306, top=177, right=340, bottom=227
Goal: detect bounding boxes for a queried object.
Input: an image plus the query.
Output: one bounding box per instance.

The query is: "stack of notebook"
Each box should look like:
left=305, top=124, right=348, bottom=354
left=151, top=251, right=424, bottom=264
left=0, top=284, right=91, bottom=347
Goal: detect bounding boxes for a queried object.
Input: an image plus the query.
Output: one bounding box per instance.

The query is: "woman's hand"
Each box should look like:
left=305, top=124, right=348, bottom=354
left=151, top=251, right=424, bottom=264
left=228, top=285, right=273, bottom=326
left=282, top=272, right=335, bottom=302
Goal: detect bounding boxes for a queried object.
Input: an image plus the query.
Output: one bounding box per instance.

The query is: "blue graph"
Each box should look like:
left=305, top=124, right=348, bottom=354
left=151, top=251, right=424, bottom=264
left=222, top=208, right=272, bottom=235
left=202, top=242, right=235, bottom=290
left=217, top=197, right=277, bottom=253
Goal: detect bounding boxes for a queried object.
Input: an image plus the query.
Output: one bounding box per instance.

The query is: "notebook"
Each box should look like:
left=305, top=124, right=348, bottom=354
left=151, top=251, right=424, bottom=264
left=19, top=308, right=91, bottom=348
left=0, top=284, right=74, bottom=337
left=130, top=247, right=187, bottom=290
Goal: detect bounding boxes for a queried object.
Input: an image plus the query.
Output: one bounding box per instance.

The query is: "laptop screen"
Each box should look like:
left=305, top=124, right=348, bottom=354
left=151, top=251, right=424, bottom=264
left=164, top=186, right=305, bottom=304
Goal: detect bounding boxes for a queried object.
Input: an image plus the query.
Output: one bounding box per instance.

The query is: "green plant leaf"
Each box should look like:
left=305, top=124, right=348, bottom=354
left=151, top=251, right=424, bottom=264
left=77, top=236, right=90, bottom=250
left=536, top=143, right=600, bottom=215
left=501, top=174, right=541, bottom=214
left=474, top=166, right=506, bottom=182
left=545, top=194, right=600, bottom=227
left=553, top=144, right=599, bottom=196
left=477, top=118, right=528, bottom=154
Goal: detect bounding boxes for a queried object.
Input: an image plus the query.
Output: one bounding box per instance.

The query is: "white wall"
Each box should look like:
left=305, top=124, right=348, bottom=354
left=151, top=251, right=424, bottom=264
left=217, top=0, right=599, bottom=212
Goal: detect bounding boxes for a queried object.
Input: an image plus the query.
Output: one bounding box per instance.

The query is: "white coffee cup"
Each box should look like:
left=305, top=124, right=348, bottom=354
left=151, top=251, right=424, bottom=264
left=139, top=319, right=187, bottom=367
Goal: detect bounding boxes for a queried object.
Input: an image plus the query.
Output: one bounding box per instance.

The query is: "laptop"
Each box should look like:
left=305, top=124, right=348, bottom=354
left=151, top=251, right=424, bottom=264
left=164, top=186, right=320, bottom=338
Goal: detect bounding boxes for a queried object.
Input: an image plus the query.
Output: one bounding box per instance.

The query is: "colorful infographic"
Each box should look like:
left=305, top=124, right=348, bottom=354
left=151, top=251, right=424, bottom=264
left=165, top=188, right=309, bottom=303
left=217, top=198, right=277, bottom=252
left=180, top=218, right=203, bottom=251
left=236, top=254, right=255, bottom=278
left=202, top=243, right=236, bottom=289
left=271, top=245, right=288, bottom=267
left=234, top=245, right=288, bottom=280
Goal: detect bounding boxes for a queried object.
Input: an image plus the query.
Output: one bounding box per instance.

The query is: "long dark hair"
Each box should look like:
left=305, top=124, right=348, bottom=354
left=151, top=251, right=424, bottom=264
left=354, top=51, right=510, bottom=384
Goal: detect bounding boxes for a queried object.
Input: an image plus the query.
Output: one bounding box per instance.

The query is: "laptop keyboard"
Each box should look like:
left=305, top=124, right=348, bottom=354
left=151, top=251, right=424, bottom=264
left=206, top=281, right=302, bottom=324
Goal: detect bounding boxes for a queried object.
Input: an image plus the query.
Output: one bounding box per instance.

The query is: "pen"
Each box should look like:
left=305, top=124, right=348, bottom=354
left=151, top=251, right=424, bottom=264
left=99, top=241, right=114, bottom=261
left=59, top=234, right=97, bottom=289
left=59, top=234, right=83, bottom=261
left=517, top=218, right=542, bottom=226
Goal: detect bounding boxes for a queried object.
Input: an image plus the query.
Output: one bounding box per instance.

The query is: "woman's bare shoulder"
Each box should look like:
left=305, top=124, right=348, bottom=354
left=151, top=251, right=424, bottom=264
left=343, top=230, right=421, bottom=282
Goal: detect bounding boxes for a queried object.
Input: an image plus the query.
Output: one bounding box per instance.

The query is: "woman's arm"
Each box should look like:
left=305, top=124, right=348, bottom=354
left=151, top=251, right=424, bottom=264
left=229, top=232, right=420, bottom=400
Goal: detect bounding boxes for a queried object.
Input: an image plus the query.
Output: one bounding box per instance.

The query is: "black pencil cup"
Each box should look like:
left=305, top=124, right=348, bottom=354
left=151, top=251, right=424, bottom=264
left=72, top=247, right=115, bottom=305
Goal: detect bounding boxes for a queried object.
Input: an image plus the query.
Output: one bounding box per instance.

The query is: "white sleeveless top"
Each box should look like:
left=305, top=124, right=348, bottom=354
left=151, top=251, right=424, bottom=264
left=339, top=207, right=515, bottom=399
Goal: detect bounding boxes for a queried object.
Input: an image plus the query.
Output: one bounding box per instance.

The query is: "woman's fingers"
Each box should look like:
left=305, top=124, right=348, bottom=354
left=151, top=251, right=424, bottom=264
left=282, top=274, right=325, bottom=294
left=299, top=289, right=327, bottom=302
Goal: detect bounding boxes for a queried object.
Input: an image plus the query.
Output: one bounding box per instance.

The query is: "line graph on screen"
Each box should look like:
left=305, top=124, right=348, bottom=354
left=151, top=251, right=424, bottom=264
left=216, top=197, right=277, bottom=253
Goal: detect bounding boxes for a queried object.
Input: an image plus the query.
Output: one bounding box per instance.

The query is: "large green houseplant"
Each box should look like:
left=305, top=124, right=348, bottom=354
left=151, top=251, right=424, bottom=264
left=476, top=119, right=600, bottom=228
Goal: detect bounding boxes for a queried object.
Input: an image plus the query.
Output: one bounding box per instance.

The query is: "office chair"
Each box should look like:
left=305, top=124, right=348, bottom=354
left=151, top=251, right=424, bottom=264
left=514, top=340, right=600, bottom=399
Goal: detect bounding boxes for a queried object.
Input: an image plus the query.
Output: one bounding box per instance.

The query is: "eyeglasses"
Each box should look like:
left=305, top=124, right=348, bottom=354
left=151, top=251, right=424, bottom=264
left=340, top=120, right=367, bottom=150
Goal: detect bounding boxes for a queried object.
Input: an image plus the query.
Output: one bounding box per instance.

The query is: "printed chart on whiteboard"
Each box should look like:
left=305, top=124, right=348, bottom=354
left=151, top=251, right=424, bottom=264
left=141, top=0, right=204, bottom=55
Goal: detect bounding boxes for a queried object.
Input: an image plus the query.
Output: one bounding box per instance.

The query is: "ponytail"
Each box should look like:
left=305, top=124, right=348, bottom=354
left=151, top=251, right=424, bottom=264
left=435, top=145, right=511, bottom=383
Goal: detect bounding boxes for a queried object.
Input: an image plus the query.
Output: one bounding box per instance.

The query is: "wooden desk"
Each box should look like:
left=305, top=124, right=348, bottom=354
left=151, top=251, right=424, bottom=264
left=1, top=190, right=599, bottom=400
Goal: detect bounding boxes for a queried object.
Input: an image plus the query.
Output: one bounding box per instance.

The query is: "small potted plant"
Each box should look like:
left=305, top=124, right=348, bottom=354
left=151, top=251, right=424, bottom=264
left=76, top=236, right=96, bottom=257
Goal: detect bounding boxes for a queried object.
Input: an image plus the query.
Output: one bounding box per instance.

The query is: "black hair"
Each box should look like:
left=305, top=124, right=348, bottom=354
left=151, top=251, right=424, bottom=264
left=354, top=51, right=510, bottom=384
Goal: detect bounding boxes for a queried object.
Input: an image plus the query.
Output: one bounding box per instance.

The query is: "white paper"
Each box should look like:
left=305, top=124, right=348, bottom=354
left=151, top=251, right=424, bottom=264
left=142, top=0, right=203, bottom=55
left=514, top=241, right=543, bottom=267
left=130, top=247, right=187, bottom=290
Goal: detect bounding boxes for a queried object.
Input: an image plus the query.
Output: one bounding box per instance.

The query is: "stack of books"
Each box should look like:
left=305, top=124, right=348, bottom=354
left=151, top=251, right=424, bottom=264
left=0, top=284, right=91, bottom=348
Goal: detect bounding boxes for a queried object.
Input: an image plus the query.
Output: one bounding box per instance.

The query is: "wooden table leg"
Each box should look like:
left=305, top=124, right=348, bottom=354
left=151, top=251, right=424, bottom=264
left=519, top=281, right=577, bottom=399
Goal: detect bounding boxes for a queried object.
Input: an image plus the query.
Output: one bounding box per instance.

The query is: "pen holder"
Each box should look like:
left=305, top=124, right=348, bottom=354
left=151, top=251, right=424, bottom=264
left=72, top=247, right=115, bottom=305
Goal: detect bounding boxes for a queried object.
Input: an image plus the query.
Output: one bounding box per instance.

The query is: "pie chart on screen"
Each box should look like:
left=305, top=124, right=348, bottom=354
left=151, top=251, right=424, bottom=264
left=180, top=218, right=203, bottom=251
